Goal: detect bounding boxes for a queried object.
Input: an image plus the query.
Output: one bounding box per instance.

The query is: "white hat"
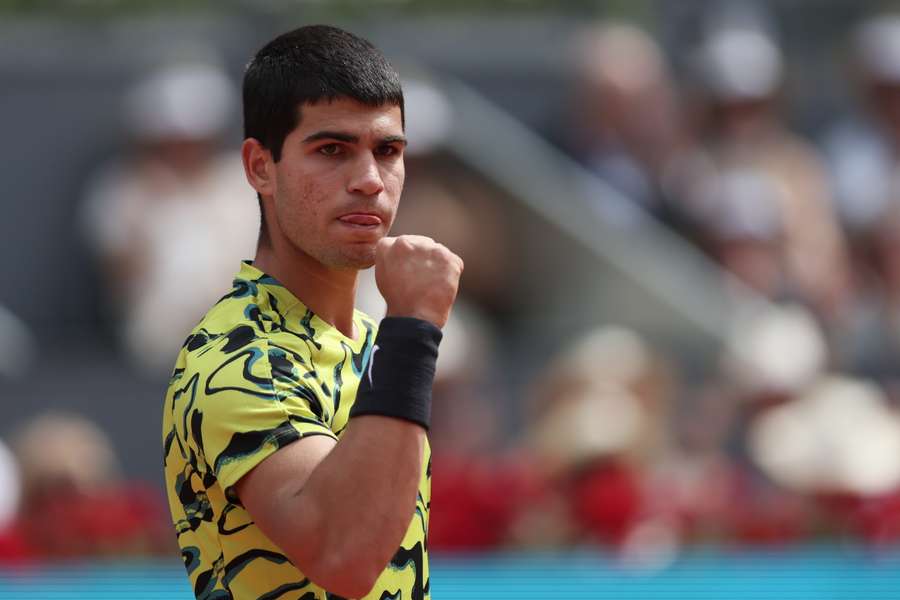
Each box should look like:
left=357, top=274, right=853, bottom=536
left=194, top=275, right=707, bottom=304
left=725, top=304, right=827, bottom=394
left=549, top=325, right=652, bottom=390
left=126, top=62, right=234, bottom=141
left=531, top=381, right=645, bottom=469
left=749, top=375, right=900, bottom=495
left=697, top=27, right=783, bottom=101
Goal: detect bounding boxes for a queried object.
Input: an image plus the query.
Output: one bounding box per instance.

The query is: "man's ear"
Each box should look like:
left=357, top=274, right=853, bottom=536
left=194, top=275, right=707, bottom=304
left=242, top=138, right=276, bottom=197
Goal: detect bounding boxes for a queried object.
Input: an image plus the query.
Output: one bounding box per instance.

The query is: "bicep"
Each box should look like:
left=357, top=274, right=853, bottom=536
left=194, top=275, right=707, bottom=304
left=234, top=434, right=337, bottom=545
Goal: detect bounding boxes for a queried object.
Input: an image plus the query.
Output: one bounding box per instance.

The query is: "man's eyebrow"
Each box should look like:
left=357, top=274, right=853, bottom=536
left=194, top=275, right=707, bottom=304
left=380, top=135, right=408, bottom=146
left=301, top=132, right=408, bottom=146
left=302, top=131, right=359, bottom=144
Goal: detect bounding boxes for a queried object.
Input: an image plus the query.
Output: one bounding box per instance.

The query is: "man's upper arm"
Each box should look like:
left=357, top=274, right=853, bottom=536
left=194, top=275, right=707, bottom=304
left=234, top=434, right=336, bottom=545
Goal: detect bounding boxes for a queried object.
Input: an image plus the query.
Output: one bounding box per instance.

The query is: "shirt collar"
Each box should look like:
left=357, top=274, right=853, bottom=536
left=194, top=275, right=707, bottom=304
left=234, top=260, right=304, bottom=317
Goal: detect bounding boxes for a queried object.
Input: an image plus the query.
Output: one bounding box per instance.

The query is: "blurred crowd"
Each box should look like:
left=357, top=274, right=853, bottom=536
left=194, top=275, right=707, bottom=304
left=5, top=7, right=900, bottom=566
left=0, top=413, right=172, bottom=563
left=420, top=10, right=900, bottom=559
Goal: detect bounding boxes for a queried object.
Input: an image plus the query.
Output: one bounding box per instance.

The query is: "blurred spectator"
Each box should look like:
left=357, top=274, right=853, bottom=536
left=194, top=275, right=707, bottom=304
left=708, top=304, right=830, bottom=544
left=566, top=22, right=691, bottom=228
left=81, top=57, right=259, bottom=375
left=697, top=166, right=789, bottom=298
left=0, top=412, right=171, bottom=562
left=724, top=303, right=828, bottom=397
left=812, top=202, right=900, bottom=383
left=749, top=375, right=900, bottom=498
left=633, top=305, right=829, bottom=550
left=524, top=379, right=646, bottom=547
left=748, top=374, right=900, bottom=543
left=510, top=327, right=679, bottom=553
left=825, top=14, right=900, bottom=237
left=677, top=24, right=853, bottom=321
left=529, top=326, right=676, bottom=464
left=821, top=14, right=900, bottom=381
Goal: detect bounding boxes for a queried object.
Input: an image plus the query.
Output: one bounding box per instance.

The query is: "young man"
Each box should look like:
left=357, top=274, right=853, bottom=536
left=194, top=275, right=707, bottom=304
left=162, top=25, right=462, bottom=600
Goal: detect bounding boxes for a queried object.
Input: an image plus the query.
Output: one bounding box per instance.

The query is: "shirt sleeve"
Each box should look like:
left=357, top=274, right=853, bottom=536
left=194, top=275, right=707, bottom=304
left=194, top=338, right=338, bottom=493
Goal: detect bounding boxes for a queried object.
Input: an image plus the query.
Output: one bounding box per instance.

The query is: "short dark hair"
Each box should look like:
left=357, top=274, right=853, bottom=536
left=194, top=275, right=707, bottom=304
left=243, top=24, right=405, bottom=162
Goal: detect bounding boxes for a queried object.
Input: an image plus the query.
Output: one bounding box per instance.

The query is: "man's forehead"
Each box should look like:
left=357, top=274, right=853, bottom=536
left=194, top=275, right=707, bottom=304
left=296, top=98, right=403, bottom=132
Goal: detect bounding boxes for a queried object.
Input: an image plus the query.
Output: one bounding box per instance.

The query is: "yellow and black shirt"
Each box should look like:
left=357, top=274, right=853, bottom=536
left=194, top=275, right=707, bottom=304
left=162, top=261, right=431, bottom=600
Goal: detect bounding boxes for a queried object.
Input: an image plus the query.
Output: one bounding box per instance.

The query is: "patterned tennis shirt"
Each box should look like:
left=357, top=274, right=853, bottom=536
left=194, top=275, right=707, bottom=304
left=162, top=261, right=431, bottom=599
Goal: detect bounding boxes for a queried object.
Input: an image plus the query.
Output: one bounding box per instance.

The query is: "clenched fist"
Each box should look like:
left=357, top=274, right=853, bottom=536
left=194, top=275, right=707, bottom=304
left=375, top=235, right=463, bottom=329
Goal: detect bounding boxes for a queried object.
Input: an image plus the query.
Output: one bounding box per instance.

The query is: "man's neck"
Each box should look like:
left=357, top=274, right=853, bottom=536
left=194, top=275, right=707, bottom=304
left=253, top=243, right=359, bottom=340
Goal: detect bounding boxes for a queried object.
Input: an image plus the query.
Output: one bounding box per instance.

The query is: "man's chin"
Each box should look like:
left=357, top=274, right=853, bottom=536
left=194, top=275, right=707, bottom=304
left=325, top=245, right=377, bottom=270
left=349, top=256, right=376, bottom=270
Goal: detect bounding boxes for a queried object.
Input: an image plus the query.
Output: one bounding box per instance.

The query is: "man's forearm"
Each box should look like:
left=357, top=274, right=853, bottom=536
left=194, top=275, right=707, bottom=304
left=284, top=415, right=425, bottom=595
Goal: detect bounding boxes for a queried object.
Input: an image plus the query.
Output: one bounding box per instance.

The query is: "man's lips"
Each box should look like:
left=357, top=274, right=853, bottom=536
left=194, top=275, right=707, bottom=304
left=338, top=213, right=382, bottom=227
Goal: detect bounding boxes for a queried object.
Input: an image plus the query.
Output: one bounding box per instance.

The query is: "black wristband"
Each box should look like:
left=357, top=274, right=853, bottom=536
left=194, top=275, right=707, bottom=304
left=350, top=317, right=443, bottom=430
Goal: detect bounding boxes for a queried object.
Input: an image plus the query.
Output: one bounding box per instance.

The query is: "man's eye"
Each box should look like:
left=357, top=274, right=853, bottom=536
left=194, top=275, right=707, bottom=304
left=318, top=144, right=341, bottom=156
left=375, top=145, right=399, bottom=157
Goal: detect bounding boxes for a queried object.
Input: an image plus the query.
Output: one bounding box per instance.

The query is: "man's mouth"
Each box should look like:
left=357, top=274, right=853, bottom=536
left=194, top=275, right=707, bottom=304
left=338, top=213, right=382, bottom=227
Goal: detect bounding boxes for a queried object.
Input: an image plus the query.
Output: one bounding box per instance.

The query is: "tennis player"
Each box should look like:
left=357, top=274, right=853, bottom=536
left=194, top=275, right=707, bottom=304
left=162, top=24, right=462, bottom=599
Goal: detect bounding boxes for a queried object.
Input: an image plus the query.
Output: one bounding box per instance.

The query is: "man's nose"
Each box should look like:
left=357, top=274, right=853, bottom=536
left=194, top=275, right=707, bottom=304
left=347, top=153, right=385, bottom=196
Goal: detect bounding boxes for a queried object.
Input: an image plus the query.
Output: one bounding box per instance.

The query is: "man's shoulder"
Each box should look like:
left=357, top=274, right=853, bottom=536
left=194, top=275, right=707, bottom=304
left=172, top=298, right=323, bottom=387
left=169, top=297, right=272, bottom=385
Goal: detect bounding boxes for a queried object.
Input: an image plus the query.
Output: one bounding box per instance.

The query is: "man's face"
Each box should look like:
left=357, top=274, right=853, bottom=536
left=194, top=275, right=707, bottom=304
left=267, top=98, right=406, bottom=269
